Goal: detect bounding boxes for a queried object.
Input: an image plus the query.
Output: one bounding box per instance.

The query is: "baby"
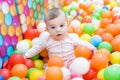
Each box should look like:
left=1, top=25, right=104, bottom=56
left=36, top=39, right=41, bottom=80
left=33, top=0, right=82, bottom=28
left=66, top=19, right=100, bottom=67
left=24, top=8, right=97, bottom=79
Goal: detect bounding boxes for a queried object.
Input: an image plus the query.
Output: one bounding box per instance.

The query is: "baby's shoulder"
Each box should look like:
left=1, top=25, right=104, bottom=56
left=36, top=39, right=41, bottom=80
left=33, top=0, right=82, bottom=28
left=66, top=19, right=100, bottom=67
left=68, top=33, right=79, bottom=38
left=39, top=31, right=50, bottom=40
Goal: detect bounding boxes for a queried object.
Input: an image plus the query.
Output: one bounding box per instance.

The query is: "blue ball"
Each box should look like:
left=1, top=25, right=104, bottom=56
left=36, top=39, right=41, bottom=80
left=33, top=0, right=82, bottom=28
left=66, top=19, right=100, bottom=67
left=0, top=74, right=4, bottom=80
left=90, top=35, right=102, bottom=47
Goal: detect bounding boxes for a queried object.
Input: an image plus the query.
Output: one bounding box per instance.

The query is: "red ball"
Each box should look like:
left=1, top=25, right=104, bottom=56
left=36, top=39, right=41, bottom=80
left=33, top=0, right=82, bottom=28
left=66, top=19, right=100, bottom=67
left=83, top=68, right=98, bottom=80
left=24, top=59, right=35, bottom=69
left=0, top=69, right=11, bottom=80
left=7, top=53, right=25, bottom=70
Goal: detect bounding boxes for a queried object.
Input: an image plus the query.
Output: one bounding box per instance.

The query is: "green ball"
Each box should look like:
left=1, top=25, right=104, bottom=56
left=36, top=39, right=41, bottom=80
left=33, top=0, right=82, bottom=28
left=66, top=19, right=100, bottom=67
left=104, top=65, right=120, bottom=80
left=8, top=76, right=21, bottom=80
left=34, top=10, right=38, bottom=18
left=36, top=0, right=40, bottom=4
left=31, top=54, right=39, bottom=60
left=92, top=12, right=101, bottom=20
left=83, top=23, right=95, bottom=35
left=98, top=41, right=112, bottom=52
left=32, top=2, right=36, bottom=10
left=26, top=68, right=37, bottom=78
left=40, top=6, right=44, bottom=14
left=40, top=0, right=44, bottom=6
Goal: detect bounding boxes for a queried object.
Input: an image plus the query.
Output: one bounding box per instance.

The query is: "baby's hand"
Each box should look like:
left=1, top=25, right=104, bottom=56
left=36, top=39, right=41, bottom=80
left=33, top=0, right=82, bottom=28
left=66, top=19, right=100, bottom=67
left=92, top=47, right=97, bottom=54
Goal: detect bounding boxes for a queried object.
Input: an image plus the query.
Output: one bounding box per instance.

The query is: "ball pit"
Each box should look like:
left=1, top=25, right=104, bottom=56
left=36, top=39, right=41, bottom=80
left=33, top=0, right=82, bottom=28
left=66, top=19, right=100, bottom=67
left=0, top=0, right=120, bottom=80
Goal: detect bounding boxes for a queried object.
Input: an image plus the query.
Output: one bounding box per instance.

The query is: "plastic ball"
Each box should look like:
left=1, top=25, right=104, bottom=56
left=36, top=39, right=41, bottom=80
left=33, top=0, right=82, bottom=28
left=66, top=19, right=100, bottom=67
left=110, top=51, right=120, bottom=64
left=30, top=70, right=44, bottom=80
left=61, top=67, right=71, bottom=80
left=11, top=64, right=28, bottom=78
left=111, top=37, right=120, bottom=51
left=0, top=11, right=4, bottom=24
left=80, top=34, right=91, bottom=42
left=98, top=41, right=112, bottom=52
left=8, top=26, right=15, bottom=37
left=24, top=58, right=34, bottom=69
left=104, top=65, right=120, bottom=80
left=46, top=66, right=63, bottom=80
left=34, top=59, right=44, bottom=69
left=0, top=69, right=11, bottom=80
left=101, top=33, right=113, bottom=42
left=48, top=56, right=64, bottom=67
left=2, top=2, right=9, bottom=14
left=0, top=45, right=6, bottom=58
left=26, top=68, right=37, bottom=78
left=75, top=45, right=92, bottom=59
left=69, top=57, right=90, bottom=74
left=6, top=45, right=14, bottom=57
left=12, top=15, right=19, bottom=27
left=83, top=68, right=98, bottom=80
left=70, top=19, right=81, bottom=28
left=97, top=68, right=105, bottom=80
left=96, top=48, right=111, bottom=60
left=40, top=49, right=48, bottom=58
left=100, top=18, right=111, bottom=28
left=90, top=53, right=109, bottom=70
left=90, top=35, right=102, bottom=47
left=83, top=23, right=95, bottom=35
left=6, top=53, right=25, bottom=69
left=20, top=14, right=26, bottom=24
left=8, top=76, right=21, bottom=80
left=37, top=22, right=46, bottom=32
left=16, top=40, right=30, bottom=53
left=10, top=5, right=16, bottom=16
left=95, top=28, right=105, bottom=36
left=5, top=13, right=12, bottom=26
left=0, top=75, right=4, bottom=80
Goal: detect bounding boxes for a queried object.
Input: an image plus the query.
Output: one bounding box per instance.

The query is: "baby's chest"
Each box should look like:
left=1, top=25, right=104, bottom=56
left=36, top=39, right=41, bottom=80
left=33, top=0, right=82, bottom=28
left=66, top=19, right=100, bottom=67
left=46, top=39, right=74, bottom=52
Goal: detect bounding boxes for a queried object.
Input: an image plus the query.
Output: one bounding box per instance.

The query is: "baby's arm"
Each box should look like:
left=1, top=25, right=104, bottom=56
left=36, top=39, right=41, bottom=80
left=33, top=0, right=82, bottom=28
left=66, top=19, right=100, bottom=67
left=24, top=32, right=48, bottom=58
left=71, top=33, right=97, bottom=53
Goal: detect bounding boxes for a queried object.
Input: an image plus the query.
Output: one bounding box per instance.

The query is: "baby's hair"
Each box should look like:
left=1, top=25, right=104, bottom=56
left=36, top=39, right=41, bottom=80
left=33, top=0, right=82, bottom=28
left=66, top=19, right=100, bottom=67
left=44, top=8, right=67, bottom=23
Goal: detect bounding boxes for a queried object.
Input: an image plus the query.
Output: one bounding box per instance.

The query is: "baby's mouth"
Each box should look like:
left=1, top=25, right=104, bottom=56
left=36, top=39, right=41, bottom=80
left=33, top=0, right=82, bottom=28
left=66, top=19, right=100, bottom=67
left=56, top=34, right=62, bottom=36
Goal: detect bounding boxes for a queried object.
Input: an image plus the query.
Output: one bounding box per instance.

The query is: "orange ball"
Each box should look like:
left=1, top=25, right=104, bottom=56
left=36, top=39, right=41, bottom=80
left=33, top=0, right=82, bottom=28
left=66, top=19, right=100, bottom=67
left=100, top=18, right=111, bottom=28
left=75, top=45, right=92, bottom=59
left=40, top=49, right=48, bottom=58
left=101, top=33, right=114, bottom=42
left=95, top=28, right=105, bottom=36
left=11, top=64, right=28, bottom=78
left=48, top=56, right=64, bottom=67
left=73, top=27, right=83, bottom=36
left=90, top=53, right=109, bottom=70
left=102, top=11, right=113, bottom=19
left=111, top=37, right=120, bottom=51
left=46, top=66, right=63, bottom=80
left=105, top=24, right=118, bottom=36
left=96, top=48, right=111, bottom=60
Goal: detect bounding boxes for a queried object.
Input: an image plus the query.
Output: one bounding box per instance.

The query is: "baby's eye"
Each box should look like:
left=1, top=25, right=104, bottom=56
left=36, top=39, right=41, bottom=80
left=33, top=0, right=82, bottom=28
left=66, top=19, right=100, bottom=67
left=60, top=25, right=63, bottom=27
left=51, top=26, right=55, bottom=29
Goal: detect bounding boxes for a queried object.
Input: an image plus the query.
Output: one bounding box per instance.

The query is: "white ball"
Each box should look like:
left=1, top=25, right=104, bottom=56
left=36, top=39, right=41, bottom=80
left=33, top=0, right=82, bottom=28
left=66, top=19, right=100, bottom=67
left=61, top=67, right=71, bottom=80
left=37, top=22, right=46, bottom=32
left=70, top=19, right=81, bottom=28
left=92, top=19, right=100, bottom=27
left=70, top=10, right=77, bottom=17
left=32, top=37, right=39, bottom=47
left=21, top=23, right=27, bottom=33
left=2, top=2, right=9, bottom=14
left=16, top=40, right=30, bottom=53
left=71, top=77, right=84, bottom=80
left=69, top=57, right=90, bottom=75
left=20, top=14, right=26, bottom=24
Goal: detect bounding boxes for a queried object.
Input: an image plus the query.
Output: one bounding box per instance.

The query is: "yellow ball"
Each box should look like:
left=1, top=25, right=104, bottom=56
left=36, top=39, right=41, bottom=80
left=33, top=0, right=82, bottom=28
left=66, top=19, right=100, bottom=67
left=80, top=34, right=91, bottom=42
left=80, top=23, right=85, bottom=30
left=109, top=0, right=117, bottom=8
left=110, top=51, right=120, bottom=64
left=24, top=39, right=32, bottom=48
left=97, top=68, right=105, bottom=80
left=30, top=70, right=44, bottom=80
left=34, top=59, right=44, bottom=69
left=90, top=4, right=95, bottom=10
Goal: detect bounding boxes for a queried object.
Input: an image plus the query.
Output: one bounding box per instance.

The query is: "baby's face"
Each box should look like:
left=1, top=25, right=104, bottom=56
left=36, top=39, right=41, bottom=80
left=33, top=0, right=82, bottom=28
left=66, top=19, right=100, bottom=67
left=46, top=14, right=68, bottom=40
